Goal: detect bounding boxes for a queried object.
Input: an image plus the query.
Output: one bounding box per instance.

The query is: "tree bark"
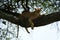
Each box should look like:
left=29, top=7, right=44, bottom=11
left=0, top=8, right=60, bottom=28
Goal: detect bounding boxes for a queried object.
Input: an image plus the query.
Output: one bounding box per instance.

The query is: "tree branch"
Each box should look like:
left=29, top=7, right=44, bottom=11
left=0, top=8, right=60, bottom=28
left=33, top=12, right=60, bottom=27
left=21, top=0, right=29, bottom=11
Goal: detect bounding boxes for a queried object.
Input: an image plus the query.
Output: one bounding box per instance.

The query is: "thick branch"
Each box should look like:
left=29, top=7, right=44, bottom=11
left=33, top=12, right=60, bottom=27
left=0, top=8, right=21, bottom=25
left=0, top=9, right=60, bottom=28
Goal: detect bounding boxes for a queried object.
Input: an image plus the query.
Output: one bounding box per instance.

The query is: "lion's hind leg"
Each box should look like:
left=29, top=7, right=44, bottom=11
left=25, top=27, right=30, bottom=33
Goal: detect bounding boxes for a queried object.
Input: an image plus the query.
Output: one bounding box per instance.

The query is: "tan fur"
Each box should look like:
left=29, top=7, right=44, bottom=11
left=22, top=8, right=42, bottom=33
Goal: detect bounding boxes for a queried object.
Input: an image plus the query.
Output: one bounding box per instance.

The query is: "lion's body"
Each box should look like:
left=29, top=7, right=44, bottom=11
left=21, top=8, right=42, bottom=33
left=22, top=8, right=42, bottom=20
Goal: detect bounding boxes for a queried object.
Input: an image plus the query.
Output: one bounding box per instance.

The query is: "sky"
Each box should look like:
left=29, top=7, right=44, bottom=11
left=17, top=21, right=60, bottom=40
left=0, top=19, right=60, bottom=40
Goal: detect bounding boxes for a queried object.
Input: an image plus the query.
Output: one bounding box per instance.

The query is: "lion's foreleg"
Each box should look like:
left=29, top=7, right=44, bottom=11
left=29, top=19, right=34, bottom=30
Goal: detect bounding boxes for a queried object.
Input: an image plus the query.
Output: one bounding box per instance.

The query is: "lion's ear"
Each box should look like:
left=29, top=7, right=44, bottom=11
left=35, top=8, right=37, bottom=10
left=35, top=8, right=42, bottom=11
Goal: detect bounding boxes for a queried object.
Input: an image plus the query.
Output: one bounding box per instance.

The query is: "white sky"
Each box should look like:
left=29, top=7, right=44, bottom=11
left=16, top=23, right=60, bottom=40
left=11, top=21, right=60, bottom=40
